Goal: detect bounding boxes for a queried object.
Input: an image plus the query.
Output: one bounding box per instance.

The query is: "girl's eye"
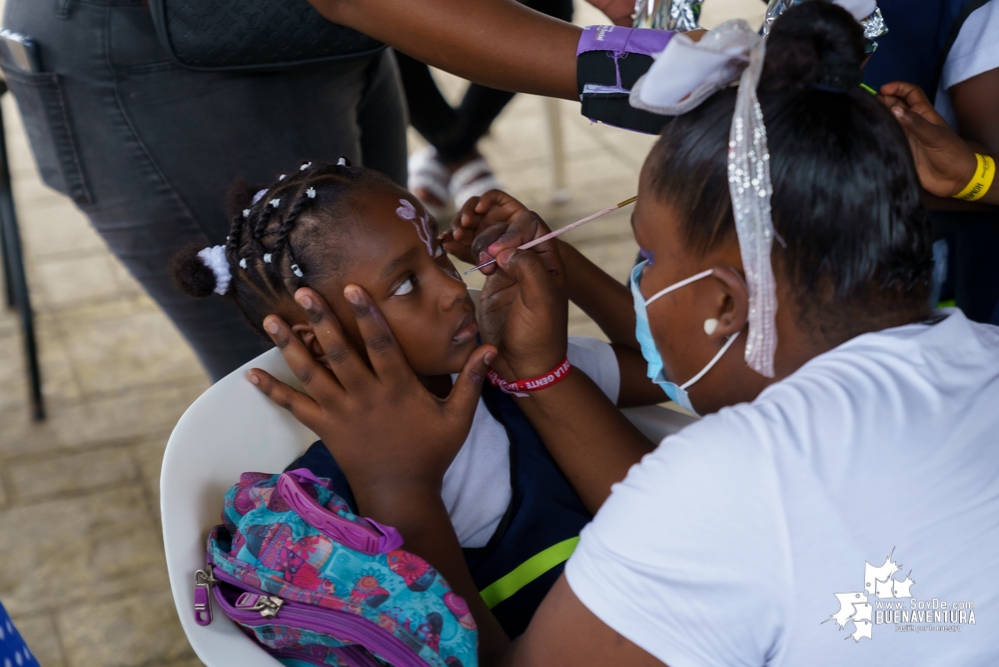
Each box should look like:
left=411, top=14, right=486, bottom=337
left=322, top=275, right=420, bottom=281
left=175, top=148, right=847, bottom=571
left=639, top=248, right=655, bottom=265
left=393, top=276, right=416, bottom=296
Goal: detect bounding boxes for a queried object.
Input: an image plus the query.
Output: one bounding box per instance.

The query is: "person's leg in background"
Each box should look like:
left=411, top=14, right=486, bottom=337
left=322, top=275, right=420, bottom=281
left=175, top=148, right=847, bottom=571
left=398, top=0, right=572, bottom=211
left=356, top=49, right=409, bottom=187
left=2, top=0, right=407, bottom=381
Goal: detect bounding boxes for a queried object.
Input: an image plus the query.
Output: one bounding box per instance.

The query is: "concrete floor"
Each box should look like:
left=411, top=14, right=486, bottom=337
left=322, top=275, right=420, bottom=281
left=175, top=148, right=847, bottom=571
left=0, top=1, right=763, bottom=664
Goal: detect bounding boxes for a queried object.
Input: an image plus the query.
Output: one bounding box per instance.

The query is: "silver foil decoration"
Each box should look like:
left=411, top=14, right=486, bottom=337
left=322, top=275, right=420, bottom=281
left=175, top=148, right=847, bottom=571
left=633, top=0, right=703, bottom=32
left=727, top=39, right=778, bottom=378
left=761, top=0, right=888, bottom=52
left=860, top=8, right=887, bottom=51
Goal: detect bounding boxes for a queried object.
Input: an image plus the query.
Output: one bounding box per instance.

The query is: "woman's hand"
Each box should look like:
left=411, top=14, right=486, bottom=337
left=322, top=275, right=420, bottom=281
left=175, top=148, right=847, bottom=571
left=476, top=210, right=570, bottom=381
left=247, top=286, right=495, bottom=503
left=879, top=81, right=979, bottom=198
left=443, top=190, right=530, bottom=265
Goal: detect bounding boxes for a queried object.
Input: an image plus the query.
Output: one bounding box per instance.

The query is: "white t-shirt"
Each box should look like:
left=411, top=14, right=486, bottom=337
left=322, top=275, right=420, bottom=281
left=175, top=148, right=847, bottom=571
left=444, top=336, right=620, bottom=547
left=566, top=311, right=999, bottom=666
left=934, top=0, right=999, bottom=128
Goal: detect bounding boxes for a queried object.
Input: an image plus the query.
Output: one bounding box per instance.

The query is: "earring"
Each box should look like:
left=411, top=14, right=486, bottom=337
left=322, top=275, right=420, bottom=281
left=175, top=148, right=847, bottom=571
left=704, top=318, right=719, bottom=336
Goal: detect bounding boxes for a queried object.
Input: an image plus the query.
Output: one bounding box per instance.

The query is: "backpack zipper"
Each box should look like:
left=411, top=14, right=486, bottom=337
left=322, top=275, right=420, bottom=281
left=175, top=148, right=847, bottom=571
left=200, top=559, right=435, bottom=667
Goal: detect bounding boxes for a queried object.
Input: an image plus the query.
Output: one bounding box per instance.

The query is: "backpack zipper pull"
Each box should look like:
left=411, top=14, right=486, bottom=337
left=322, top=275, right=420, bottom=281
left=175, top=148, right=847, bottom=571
left=193, top=566, right=219, bottom=626
left=235, top=592, right=285, bottom=619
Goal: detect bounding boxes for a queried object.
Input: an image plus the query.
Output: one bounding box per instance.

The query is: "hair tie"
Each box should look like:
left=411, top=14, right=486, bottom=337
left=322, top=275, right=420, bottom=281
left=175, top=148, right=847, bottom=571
left=811, top=52, right=862, bottom=93
left=197, top=245, right=232, bottom=295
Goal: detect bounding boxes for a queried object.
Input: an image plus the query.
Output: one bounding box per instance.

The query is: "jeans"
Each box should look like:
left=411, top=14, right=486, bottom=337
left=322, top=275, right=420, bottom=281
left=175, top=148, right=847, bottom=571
left=2, top=0, right=408, bottom=380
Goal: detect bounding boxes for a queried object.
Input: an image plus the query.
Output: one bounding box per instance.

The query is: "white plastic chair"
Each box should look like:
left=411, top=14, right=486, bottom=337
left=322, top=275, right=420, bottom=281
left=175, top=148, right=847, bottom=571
left=161, top=300, right=696, bottom=665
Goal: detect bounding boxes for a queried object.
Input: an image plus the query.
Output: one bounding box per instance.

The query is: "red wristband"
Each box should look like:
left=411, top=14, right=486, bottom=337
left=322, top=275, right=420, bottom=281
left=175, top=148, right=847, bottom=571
left=487, top=356, right=572, bottom=398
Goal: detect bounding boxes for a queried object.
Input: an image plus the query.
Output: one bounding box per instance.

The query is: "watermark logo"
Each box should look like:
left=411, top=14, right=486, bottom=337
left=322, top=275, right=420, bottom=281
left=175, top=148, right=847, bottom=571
left=824, top=549, right=976, bottom=642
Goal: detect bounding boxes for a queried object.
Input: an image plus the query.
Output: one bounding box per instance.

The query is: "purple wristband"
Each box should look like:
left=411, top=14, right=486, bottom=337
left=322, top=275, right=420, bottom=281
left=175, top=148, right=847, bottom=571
left=576, top=25, right=674, bottom=58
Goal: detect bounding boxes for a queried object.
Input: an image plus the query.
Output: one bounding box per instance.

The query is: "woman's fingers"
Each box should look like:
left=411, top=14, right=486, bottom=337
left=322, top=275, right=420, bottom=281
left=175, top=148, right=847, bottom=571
left=292, top=287, right=372, bottom=389
left=881, top=81, right=945, bottom=124
left=445, top=344, right=495, bottom=421
left=343, top=285, right=412, bottom=383
left=486, top=210, right=545, bottom=257
left=247, top=368, right=326, bottom=430
left=260, top=313, right=344, bottom=404
left=495, top=246, right=562, bottom=309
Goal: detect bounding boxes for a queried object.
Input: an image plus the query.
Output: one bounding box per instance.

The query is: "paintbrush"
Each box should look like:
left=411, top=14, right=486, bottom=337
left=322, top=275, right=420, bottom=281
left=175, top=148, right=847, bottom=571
left=464, top=196, right=638, bottom=275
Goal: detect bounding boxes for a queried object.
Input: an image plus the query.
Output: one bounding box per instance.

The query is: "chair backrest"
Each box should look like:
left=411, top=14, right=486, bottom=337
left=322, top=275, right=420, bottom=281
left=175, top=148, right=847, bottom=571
left=162, top=346, right=313, bottom=666
left=161, top=293, right=697, bottom=666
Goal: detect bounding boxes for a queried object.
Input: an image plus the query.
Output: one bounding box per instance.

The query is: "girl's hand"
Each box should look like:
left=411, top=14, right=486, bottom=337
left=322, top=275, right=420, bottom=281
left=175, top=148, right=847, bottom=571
left=247, top=286, right=495, bottom=504
left=443, top=190, right=530, bottom=265
left=478, top=210, right=570, bottom=381
left=879, top=81, right=979, bottom=198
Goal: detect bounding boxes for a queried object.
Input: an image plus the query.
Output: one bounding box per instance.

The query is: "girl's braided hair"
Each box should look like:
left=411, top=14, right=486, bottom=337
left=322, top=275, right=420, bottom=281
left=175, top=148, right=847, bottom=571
left=170, top=159, right=394, bottom=337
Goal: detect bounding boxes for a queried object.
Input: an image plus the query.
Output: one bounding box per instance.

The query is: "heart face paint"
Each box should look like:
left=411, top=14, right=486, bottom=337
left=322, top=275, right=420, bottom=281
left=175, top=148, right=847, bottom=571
left=396, top=199, right=434, bottom=256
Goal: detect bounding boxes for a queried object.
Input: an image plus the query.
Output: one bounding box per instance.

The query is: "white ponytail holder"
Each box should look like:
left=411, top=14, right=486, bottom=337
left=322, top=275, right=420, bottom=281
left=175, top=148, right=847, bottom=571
left=197, top=245, right=232, bottom=295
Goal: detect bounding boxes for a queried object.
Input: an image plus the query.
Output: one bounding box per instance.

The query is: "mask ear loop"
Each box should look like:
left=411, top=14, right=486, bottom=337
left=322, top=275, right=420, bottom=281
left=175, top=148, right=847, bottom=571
left=645, top=269, right=715, bottom=306
left=680, top=330, right=740, bottom=390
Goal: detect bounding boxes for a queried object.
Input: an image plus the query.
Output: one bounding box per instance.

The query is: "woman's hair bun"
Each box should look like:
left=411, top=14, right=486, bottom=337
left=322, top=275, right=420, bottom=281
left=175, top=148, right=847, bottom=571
left=760, top=1, right=866, bottom=93
left=169, top=244, right=217, bottom=298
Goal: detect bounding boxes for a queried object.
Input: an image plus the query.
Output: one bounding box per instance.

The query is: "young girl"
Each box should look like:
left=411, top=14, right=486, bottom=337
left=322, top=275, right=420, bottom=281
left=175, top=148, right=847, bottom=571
left=170, top=160, right=662, bottom=636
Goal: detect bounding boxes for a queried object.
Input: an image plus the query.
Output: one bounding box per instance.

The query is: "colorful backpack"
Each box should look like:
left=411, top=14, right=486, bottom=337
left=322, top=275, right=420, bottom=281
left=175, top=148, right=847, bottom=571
left=194, top=469, right=478, bottom=667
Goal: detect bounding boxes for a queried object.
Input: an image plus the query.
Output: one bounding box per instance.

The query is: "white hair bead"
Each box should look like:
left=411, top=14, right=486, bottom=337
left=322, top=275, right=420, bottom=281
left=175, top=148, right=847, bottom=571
left=269, top=198, right=280, bottom=208
left=337, top=157, right=347, bottom=166
left=263, top=253, right=272, bottom=264
left=300, top=162, right=312, bottom=171
left=242, top=209, right=251, bottom=218
left=306, top=187, right=316, bottom=199
left=239, top=258, right=247, bottom=269
left=279, top=174, right=286, bottom=181
left=291, top=264, right=304, bottom=278
left=252, top=189, right=268, bottom=205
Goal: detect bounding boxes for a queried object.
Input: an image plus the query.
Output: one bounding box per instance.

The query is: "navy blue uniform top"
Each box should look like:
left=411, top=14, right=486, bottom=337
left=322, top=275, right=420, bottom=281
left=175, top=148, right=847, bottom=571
left=286, top=382, right=592, bottom=638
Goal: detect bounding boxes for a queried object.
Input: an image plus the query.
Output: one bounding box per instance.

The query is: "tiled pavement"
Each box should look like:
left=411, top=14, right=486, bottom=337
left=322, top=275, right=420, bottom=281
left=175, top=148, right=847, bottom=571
left=0, top=1, right=762, bottom=664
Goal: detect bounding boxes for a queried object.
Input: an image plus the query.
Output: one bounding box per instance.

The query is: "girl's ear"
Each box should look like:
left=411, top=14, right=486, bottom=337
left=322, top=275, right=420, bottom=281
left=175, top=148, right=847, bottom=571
left=291, top=322, right=329, bottom=367
left=707, top=266, right=749, bottom=341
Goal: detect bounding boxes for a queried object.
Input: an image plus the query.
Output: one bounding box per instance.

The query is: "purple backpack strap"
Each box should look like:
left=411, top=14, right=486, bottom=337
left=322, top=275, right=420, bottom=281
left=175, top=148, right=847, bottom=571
left=278, top=469, right=403, bottom=555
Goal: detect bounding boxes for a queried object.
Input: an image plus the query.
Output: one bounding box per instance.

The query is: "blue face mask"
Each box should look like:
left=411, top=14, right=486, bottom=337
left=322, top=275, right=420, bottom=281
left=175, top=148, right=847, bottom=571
left=630, top=260, right=740, bottom=416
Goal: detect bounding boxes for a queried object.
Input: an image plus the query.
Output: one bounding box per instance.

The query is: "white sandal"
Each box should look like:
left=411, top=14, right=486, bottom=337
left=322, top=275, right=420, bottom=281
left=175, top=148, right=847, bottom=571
left=451, top=156, right=502, bottom=209
left=407, top=146, right=452, bottom=218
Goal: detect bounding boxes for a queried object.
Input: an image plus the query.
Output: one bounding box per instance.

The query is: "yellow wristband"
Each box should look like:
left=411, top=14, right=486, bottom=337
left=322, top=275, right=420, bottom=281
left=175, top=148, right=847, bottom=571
left=953, top=153, right=995, bottom=201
